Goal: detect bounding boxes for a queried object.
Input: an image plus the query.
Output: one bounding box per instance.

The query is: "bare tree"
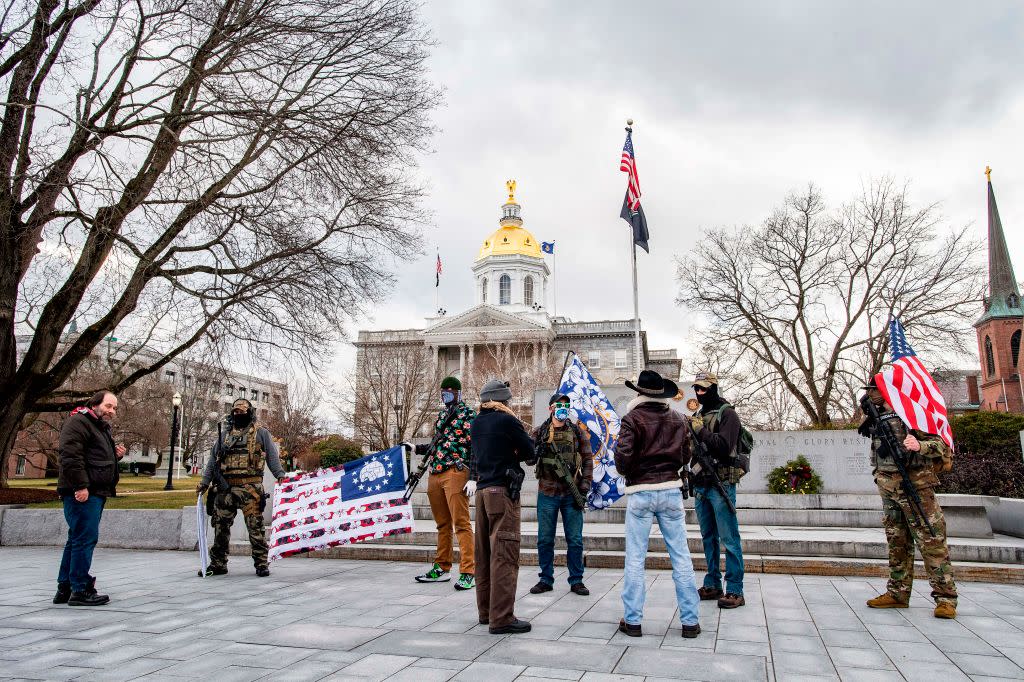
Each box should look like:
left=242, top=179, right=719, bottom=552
left=0, top=0, right=438, bottom=483
left=348, top=343, right=440, bottom=452
left=677, top=179, right=984, bottom=426
left=264, top=384, right=324, bottom=470
left=470, top=339, right=562, bottom=428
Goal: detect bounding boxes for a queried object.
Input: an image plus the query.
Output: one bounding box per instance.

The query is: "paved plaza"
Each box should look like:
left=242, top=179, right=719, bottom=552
left=1, top=547, right=1023, bottom=681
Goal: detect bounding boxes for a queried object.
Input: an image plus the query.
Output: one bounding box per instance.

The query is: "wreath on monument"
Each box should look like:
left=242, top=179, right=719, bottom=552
left=767, top=455, right=823, bottom=495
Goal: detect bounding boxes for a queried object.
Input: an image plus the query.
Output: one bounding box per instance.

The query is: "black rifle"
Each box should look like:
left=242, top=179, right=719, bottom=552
left=403, top=404, right=460, bottom=502
left=551, top=450, right=588, bottom=510
left=862, top=399, right=936, bottom=537
left=683, top=415, right=736, bottom=514
left=205, top=420, right=231, bottom=517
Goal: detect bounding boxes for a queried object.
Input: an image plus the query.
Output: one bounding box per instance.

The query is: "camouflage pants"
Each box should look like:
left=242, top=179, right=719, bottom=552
left=209, top=482, right=268, bottom=570
left=876, top=470, right=957, bottom=606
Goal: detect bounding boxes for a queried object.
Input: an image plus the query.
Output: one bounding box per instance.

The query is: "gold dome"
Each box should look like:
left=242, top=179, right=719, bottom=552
left=477, top=225, right=542, bottom=260
left=477, top=179, right=543, bottom=260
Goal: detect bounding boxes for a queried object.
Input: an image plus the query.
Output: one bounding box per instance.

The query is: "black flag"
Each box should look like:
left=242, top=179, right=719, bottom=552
left=620, top=192, right=649, bottom=253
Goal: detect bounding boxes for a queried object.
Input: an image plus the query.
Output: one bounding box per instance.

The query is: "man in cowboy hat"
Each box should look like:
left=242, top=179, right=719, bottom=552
left=614, top=370, right=701, bottom=639
left=690, top=372, right=746, bottom=609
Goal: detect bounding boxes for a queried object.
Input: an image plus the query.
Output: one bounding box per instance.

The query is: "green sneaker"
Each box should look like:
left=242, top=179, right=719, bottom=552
left=454, top=573, right=476, bottom=591
left=415, top=563, right=450, bottom=583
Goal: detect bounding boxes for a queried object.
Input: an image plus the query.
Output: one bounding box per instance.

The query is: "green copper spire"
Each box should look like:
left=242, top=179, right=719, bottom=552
left=978, top=167, right=1022, bottom=324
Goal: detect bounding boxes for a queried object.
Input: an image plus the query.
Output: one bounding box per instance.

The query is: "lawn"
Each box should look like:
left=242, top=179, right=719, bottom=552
left=9, top=475, right=201, bottom=509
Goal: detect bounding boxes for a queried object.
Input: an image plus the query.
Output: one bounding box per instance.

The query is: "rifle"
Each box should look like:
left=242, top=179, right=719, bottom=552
left=205, top=420, right=231, bottom=517
left=683, top=415, right=736, bottom=515
left=862, top=399, right=936, bottom=537
left=403, top=404, right=460, bottom=502
left=550, top=449, right=588, bottom=510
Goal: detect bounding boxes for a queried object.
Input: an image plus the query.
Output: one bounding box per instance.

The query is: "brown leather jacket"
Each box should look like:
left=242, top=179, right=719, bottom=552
left=614, top=398, right=690, bottom=492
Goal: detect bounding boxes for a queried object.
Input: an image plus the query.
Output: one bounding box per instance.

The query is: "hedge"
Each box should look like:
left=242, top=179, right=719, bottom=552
left=936, top=412, right=1024, bottom=499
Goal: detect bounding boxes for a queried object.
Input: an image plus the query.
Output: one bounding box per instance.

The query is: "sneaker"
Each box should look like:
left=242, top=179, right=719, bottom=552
left=718, top=593, right=745, bottom=609
left=256, top=566, right=270, bottom=577
left=53, top=582, right=71, bottom=604
left=415, top=563, right=450, bottom=583
left=68, top=591, right=109, bottom=607
left=489, top=618, right=531, bottom=634
left=454, top=573, right=475, bottom=590
left=866, top=593, right=909, bottom=609
left=570, top=583, right=590, bottom=596
left=529, top=581, right=553, bottom=594
left=698, top=586, right=723, bottom=601
left=934, top=602, right=957, bottom=619
left=681, top=623, right=701, bottom=638
left=618, top=618, right=642, bottom=637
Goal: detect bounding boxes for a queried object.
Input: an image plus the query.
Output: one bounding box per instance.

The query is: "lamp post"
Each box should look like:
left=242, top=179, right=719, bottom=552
left=393, top=401, right=404, bottom=447
left=164, top=392, right=181, bottom=491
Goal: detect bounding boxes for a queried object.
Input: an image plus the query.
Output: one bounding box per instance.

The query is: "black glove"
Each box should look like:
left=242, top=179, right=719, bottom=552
left=857, top=418, right=873, bottom=439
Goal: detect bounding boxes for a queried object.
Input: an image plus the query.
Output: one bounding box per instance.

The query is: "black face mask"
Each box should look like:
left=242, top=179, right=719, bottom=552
left=695, top=384, right=720, bottom=408
left=232, top=412, right=252, bottom=429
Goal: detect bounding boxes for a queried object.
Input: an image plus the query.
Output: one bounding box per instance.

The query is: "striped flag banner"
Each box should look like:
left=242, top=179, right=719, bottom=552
left=873, top=318, right=954, bottom=450
left=268, top=446, right=414, bottom=561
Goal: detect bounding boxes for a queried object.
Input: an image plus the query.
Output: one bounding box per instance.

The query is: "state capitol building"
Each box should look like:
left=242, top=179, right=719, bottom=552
left=353, top=182, right=681, bottom=443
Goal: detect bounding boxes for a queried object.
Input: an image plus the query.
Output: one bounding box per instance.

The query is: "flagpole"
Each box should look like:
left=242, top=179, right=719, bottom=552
left=626, top=119, right=643, bottom=377
left=553, top=241, right=558, bottom=317
left=434, top=248, right=439, bottom=314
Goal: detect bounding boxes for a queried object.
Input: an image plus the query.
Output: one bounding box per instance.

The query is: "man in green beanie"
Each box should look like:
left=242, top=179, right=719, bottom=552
left=401, top=376, right=476, bottom=589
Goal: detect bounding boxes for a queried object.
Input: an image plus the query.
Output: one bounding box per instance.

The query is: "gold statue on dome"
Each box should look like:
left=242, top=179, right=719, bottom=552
left=506, top=179, right=516, bottom=202
left=986, top=166, right=992, bottom=182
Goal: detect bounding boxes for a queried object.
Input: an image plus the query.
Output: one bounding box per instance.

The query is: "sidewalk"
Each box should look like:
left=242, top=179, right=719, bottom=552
left=1, top=547, right=1022, bottom=681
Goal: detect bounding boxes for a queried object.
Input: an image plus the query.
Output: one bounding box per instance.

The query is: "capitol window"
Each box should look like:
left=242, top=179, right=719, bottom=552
left=615, top=349, right=627, bottom=369
left=524, top=276, right=534, bottom=306
left=481, top=277, right=488, bottom=303
left=499, top=274, right=511, bottom=305
left=588, top=351, right=601, bottom=368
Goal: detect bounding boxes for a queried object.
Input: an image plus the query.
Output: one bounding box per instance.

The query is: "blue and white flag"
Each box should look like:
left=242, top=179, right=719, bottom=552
left=558, top=352, right=624, bottom=509
left=268, top=446, right=414, bottom=560
left=541, top=241, right=555, bottom=254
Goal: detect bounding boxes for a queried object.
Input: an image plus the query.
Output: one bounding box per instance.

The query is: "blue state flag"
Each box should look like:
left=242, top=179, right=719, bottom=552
left=557, top=352, right=624, bottom=509
left=541, top=241, right=555, bottom=254
left=340, top=446, right=406, bottom=500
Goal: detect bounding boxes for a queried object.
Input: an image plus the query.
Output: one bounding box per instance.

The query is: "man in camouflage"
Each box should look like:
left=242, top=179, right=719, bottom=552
left=197, top=398, right=287, bottom=577
left=859, top=384, right=957, bottom=619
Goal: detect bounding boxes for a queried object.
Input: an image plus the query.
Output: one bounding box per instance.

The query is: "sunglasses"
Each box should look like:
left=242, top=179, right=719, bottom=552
left=553, top=403, right=570, bottom=410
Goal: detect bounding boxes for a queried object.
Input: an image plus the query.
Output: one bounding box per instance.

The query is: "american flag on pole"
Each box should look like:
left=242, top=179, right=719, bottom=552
left=268, top=446, right=414, bottom=560
left=873, top=318, right=954, bottom=449
left=619, top=129, right=650, bottom=253
left=436, top=252, right=442, bottom=287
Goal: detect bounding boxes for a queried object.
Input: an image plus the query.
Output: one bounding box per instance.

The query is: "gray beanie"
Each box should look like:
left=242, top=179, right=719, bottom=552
left=480, top=379, right=513, bottom=403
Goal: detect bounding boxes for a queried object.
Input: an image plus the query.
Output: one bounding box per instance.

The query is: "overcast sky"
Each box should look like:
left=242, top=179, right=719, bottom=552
left=328, top=0, right=1024, bottom=385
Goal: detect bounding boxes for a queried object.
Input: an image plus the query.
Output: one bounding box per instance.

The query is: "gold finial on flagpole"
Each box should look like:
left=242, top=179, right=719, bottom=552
left=986, top=166, right=992, bottom=183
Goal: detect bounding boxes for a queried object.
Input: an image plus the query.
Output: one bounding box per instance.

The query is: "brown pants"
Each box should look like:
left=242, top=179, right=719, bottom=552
left=475, top=486, right=521, bottom=628
left=427, top=467, right=475, bottom=573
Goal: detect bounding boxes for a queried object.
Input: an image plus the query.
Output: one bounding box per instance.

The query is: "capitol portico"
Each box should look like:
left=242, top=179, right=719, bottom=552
left=353, top=181, right=680, bottom=442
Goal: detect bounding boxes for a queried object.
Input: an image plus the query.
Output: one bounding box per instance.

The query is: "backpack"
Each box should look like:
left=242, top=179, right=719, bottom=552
left=710, top=403, right=754, bottom=476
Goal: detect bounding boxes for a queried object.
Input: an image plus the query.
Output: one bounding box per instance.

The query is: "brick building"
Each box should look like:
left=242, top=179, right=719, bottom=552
left=974, top=168, right=1024, bottom=413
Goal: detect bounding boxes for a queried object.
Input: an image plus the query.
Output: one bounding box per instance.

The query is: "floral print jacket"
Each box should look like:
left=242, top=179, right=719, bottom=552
left=417, top=401, right=476, bottom=474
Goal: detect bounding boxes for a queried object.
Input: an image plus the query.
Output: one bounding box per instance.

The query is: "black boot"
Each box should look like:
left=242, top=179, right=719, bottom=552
left=85, top=575, right=97, bottom=596
left=200, top=566, right=228, bottom=577
left=68, top=591, right=110, bottom=607
left=53, top=582, right=71, bottom=604
left=256, top=566, right=270, bottom=577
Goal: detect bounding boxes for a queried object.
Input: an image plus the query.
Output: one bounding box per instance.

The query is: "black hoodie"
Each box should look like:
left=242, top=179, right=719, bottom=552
left=696, top=386, right=741, bottom=461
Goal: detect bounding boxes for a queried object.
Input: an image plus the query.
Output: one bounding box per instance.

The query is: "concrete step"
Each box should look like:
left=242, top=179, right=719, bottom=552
left=357, top=524, right=1024, bottom=565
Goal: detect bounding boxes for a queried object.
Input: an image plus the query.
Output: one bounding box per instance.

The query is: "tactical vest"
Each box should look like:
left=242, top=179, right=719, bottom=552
left=536, top=423, right=582, bottom=482
left=870, top=409, right=929, bottom=473
left=220, top=423, right=266, bottom=478
left=703, top=407, right=744, bottom=484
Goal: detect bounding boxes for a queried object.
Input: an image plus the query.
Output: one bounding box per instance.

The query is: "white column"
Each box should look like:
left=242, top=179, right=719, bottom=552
left=532, top=340, right=539, bottom=376
left=459, top=344, right=466, bottom=378
left=541, top=342, right=549, bottom=371
left=467, top=344, right=475, bottom=390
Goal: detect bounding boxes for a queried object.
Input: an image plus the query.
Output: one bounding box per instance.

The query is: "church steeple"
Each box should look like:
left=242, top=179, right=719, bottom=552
left=978, top=167, right=1022, bottom=323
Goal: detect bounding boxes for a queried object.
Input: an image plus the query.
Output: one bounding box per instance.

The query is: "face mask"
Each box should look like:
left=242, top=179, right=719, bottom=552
left=232, top=412, right=251, bottom=429
left=554, top=407, right=570, bottom=421
left=441, top=390, right=456, bottom=405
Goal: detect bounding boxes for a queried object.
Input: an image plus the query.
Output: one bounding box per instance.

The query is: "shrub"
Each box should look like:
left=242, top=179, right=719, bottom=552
left=767, top=455, right=823, bottom=494
left=937, top=412, right=1024, bottom=498
left=314, top=435, right=364, bottom=470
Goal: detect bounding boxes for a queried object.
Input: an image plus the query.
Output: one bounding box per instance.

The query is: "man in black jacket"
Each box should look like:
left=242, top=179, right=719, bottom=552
left=470, top=379, right=535, bottom=635
left=690, top=372, right=745, bottom=609
left=54, top=391, right=126, bottom=606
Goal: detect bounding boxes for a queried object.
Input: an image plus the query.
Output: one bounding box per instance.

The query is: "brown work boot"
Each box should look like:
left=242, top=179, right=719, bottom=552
left=934, top=602, right=956, bottom=619
left=717, top=593, right=745, bottom=609
left=698, top=586, right=723, bottom=601
left=866, top=593, right=909, bottom=609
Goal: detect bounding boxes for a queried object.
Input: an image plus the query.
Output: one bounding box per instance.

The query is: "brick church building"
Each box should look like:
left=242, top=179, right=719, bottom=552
left=974, top=168, right=1024, bottom=413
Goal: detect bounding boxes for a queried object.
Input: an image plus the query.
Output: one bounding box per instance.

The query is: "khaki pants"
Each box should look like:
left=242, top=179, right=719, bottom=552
left=427, top=467, right=474, bottom=573
left=475, top=486, right=521, bottom=628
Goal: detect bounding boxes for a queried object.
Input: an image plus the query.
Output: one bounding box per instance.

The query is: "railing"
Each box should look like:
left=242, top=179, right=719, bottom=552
left=648, top=349, right=679, bottom=360
left=553, top=320, right=639, bottom=334
left=356, top=329, right=423, bottom=343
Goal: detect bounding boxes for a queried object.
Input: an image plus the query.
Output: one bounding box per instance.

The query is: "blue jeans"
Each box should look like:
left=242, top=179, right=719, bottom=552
left=536, top=491, right=585, bottom=586
left=621, top=489, right=700, bottom=626
left=57, top=494, right=105, bottom=592
left=694, top=483, right=744, bottom=595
